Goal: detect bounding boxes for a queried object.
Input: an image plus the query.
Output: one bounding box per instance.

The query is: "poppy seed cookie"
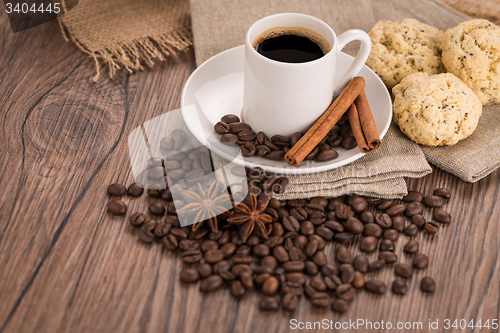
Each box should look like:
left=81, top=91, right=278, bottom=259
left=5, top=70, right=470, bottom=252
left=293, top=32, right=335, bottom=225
left=366, top=18, right=445, bottom=89
left=441, top=19, right=500, bottom=105
left=392, top=73, right=482, bottom=146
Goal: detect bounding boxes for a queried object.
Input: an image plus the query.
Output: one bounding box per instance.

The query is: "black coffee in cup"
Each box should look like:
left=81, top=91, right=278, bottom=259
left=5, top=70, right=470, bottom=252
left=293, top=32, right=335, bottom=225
left=253, top=28, right=330, bottom=63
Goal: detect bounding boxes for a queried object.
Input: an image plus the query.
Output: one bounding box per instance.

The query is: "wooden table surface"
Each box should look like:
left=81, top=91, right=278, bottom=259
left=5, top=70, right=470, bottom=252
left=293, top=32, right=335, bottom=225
left=1, top=1, right=499, bottom=333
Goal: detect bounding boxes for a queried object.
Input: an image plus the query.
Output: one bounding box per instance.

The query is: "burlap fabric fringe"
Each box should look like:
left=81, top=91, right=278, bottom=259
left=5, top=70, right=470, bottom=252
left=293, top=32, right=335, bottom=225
left=58, top=0, right=192, bottom=81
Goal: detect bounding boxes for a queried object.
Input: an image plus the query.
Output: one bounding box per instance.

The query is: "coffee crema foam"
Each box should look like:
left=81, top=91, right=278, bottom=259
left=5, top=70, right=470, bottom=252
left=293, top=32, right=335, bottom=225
left=252, top=27, right=331, bottom=56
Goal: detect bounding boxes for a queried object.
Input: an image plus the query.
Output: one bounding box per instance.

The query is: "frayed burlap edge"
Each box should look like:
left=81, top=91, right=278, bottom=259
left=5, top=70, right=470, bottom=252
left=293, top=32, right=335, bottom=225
left=58, top=18, right=193, bottom=82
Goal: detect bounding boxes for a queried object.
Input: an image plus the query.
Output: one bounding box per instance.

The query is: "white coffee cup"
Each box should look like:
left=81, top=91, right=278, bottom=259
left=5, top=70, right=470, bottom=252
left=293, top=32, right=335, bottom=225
left=241, top=13, right=371, bottom=137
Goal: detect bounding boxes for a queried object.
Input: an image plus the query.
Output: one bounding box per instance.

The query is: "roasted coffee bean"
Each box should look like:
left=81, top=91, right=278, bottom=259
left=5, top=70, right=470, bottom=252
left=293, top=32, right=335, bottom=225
left=171, top=129, right=187, bottom=149
left=383, top=229, right=399, bottom=241
left=317, top=143, right=332, bottom=152
left=392, top=216, right=406, bottom=232
left=308, top=212, right=325, bottom=225
left=352, top=255, right=369, bottom=273
left=214, top=121, right=230, bottom=134
left=379, top=251, right=398, bottom=263
left=238, top=130, right=257, bottom=141
left=377, top=200, right=394, bottom=211
left=220, top=133, right=239, bottom=145
left=163, top=160, right=179, bottom=170
left=359, top=211, right=375, bottom=224
left=255, top=273, right=272, bottom=286
left=272, top=177, right=289, bottom=194
left=345, top=217, right=364, bottom=235
left=312, top=251, right=327, bottom=266
left=259, top=174, right=275, bottom=192
left=335, top=246, right=351, bottom=263
left=433, top=188, right=451, bottom=199
left=281, top=216, right=299, bottom=232
left=285, top=272, right=307, bottom=285
left=282, top=293, right=299, bottom=311
left=352, top=271, right=365, bottom=289
left=200, top=275, right=223, bottom=292
left=149, top=202, right=165, bottom=216
left=221, top=114, right=240, bottom=124
left=108, top=183, right=127, bottom=196
left=392, top=279, right=408, bottom=295
left=201, top=240, right=219, bottom=252
left=265, top=207, right=279, bottom=222
left=168, top=169, right=187, bottom=181
left=308, top=234, right=326, bottom=250
left=403, top=240, right=419, bottom=254
left=411, top=214, right=426, bottom=228
left=259, top=296, right=280, bottom=311
left=433, top=210, right=451, bottom=224
left=160, top=137, right=174, bottom=150
left=228, top=122, right=250, bottom=134
left=231, top=264, right=253, bottom=277
left=270, top=134, right=290, bottom=147
left=368, top=259, right=385, bottom=272
left=300, top=221, right=315, bottom=236
left=233, top=254, right=254, bottom=265
left=339, top=264, right=355, bottom=284
left=162, top=234, right=178, bottom=250
left=154, top=222, right=171, bottom=237
left=334, top=232, right=354, bottom=243
left=364, top=280, right=387, bottom=294
left=315, top=226, right=334, bottom=241
left=213, top=261, right=232, bottom=275
left=336, top=283, right=356, bottom=300
left=192, top=227, right=209, bottom=240
left=182, top=250, right=203, bottom=264
left=251, top=244, right=268, bottom=257
left=395, top=263, right=413, bottom=279
left=330, top=136, right=343, bottom=147
left=304, top=146, right=319, bottom=160
left=386, top=204, right=406, bottom=216
left=363, top=223, right=383, bottom=237
left=282, top=281, right=303, bottom=295
left=375, top=213, right=392, bottom=229
left=420, top=277, right=436, bottom=293
left=290, top=207, right=308, bottom=221
left=282, top=260, right=305, bottom=272
left=229, top=280, right=245, bottom=298
left=218, top=230, right=231, bottom=245
left=320, top=263, right=339, bottom=277
left=265, top=150, right=285, bottom=160
left=293, top=235, right=308, bottom=249
left=324, top=275, right=342, bottom=290
left=272, top=246, right=289, bottom=263
left=127, top=183, right=144, bottom=197
left=180, top=268, right=199, bottom=283
left=271, top=222, right=285, bottom=236
left=138, top=228, right=155, bottom=243
left=405, top=202, right=424, bottom=217
left=309, top=278, right=327, bottom=292
left=288, top=132, right=302, bottom=146
left=325, top=220, right=344, bottom=233
left=423, top=195, right=444, bottom=208
left=403, top=190, right=424, bottom=203
left=366, top=197, right=382, bottom=205
left=315, top=149, right=338, bottom=162
left=304, top=240, right=318, bottom=258
left=335, top=203, right=349, bottom=220
left=141, top=219, right=157, bottom=232
left=160, top=188, right=172, bottom=201
left=204, top=249, right=224, bottom=263
left=240, top=142, right=256, bottom=158
left=289, top=245, right=306, bottom=262
left=263, top=236, right=283, bottom=248
left=349, top=198, right=367, bottom=214
left=261, top=276, right=279, bottom=295
left=235, top=245, right=252, bottom=255
left=200, top=153, right=212, bottom=171
left=341, top=136, right=357, bottom=150
left=332, top=299, right=348, bottom=313
left=108, top=199, right=127, bottom=215
left=360, top=236, right=378, bottom=253
left=413, top=253, right=429, bottom=269
left=185, top=168, right=205, bottom=181
left=379, top=239, right=395, bottom=252
left=170, top=228, right=188, bottom=240
left=240, top=271, right=254, bottom=290
left=424, top=221, right=439, bottom=234
left=327, top=198, right=343, bottom=211
left=311, top=292, right=331, bottom=307
left=404, top=223, right=419, bottom=236
left=129, top=212, right=146, bottom=227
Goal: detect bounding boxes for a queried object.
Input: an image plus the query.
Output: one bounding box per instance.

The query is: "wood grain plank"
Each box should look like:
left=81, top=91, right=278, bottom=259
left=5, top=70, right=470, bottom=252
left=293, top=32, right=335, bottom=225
left=0, top=2, right=499, bottom=333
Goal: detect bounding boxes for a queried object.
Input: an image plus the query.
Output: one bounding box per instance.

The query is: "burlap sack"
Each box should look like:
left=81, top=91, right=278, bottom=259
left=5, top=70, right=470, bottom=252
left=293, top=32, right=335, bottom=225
left=59, top=0, right=192, bottom=81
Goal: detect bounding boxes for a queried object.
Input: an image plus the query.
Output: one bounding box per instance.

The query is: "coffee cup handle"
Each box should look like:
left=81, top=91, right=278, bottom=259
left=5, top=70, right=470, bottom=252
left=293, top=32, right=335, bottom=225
left=335, top=29, right=371, bottom=92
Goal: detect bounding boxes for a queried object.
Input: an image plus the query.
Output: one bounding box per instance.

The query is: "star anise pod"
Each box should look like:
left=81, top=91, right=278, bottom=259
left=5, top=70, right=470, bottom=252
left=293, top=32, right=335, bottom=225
left=176, top=180, right=230, bottom=233
left=227, top=191, right=272, bottom=242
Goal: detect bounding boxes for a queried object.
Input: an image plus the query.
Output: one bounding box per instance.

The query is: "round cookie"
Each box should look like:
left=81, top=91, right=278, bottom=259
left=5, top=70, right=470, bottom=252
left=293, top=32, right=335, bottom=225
left=392, top=73, right=482, bottom=146
left=441, top=19, right=500, bottom=105
left=366, top=18, right=445, bottom=89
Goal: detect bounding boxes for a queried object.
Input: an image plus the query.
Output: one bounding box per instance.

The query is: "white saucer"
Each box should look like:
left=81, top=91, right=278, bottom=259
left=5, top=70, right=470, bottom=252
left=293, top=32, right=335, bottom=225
left=181, top=45, right=392, bottom=175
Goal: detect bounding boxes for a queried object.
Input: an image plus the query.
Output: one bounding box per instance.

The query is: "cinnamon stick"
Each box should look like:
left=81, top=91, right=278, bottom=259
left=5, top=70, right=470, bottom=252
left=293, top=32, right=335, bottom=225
left=346, top=103, right=370, bottom=153
left=285, top=77, right=365, bottom=166
left=354, top=89, right=381, bottom=150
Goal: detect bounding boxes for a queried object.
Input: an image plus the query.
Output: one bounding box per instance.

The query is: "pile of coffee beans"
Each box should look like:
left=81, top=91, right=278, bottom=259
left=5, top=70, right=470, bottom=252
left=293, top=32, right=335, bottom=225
left=109, top=166, right=451, bottom=312
left=214, top=114, right=357, bottom=163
